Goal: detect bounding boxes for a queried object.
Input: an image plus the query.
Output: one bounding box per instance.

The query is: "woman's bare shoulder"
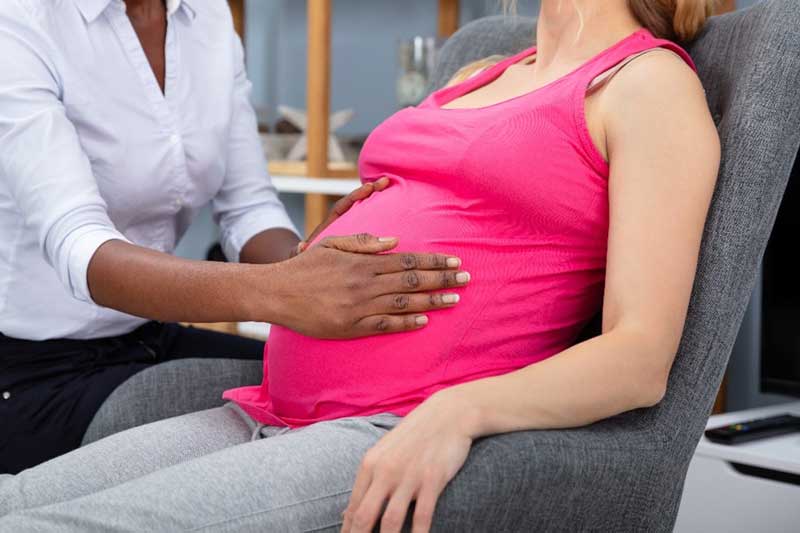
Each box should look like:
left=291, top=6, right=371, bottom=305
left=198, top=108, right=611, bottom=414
left=602, top=48, right=720, bottom=162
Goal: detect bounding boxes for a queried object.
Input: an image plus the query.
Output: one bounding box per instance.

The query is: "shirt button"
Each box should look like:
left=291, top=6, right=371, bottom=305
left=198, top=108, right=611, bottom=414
left=170, top=134, right=181, bottom=145
left=2, top=391, right=10, bottom=400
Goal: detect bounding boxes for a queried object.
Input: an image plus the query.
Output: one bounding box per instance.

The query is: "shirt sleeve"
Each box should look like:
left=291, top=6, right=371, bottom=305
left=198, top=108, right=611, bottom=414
left=212, top=26, right=299, bottom=263
left=0, top=13, right=130, bottom=303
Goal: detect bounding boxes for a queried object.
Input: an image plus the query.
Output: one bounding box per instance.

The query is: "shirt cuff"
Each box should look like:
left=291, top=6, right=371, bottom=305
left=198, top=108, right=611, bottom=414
left=64, top=226, right=131, bottom=303
left=220, top=208, right=300, bottom=263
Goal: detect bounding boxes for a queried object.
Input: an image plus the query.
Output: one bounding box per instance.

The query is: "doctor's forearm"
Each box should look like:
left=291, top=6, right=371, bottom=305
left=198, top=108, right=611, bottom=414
left=87, top=239, right=277, bottom=324
left=239, top=228, right=300, bottom=264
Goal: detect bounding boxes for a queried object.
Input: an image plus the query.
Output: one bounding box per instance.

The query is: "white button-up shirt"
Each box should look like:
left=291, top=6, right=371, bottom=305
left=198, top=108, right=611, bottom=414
left=0, top=0, right=298, bottom=340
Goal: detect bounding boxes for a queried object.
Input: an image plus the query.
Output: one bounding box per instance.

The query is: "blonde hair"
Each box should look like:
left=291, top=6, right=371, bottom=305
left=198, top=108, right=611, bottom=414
left=502, top=0, right=717, bottom=42
left=628, top=0, right=716, bottom=42
left=447, top=55, right=508, bottom=86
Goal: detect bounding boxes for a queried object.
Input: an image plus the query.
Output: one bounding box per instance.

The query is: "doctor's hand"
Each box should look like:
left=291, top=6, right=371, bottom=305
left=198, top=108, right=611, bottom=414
left=341, top=390, right=474, bottom=533
left=293, top=177, right=391, bottom=257
left=265, top=233, right=470, bottom=339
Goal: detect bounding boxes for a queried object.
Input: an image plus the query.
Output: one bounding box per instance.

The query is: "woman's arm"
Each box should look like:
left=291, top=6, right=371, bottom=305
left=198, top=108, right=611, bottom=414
left=448, top=51, right=721, bottom=436
left=342, top=52, right=720, bottom=533
left=88, top=234, right=469, bottom=339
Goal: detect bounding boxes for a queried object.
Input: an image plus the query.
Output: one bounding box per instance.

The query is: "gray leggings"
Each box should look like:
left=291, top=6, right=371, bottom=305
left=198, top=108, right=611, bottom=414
left=0, top=404, right=402, bottom=532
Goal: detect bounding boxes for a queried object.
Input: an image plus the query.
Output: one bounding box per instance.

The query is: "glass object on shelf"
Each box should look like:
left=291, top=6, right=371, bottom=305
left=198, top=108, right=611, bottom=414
left=397, top=36, right=440, bottom=108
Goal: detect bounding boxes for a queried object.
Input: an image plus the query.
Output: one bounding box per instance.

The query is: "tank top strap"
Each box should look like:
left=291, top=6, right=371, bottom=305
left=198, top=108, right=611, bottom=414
left=430, top=44, right=537, bottom=108
left=574, top=28, right=697, bottom=92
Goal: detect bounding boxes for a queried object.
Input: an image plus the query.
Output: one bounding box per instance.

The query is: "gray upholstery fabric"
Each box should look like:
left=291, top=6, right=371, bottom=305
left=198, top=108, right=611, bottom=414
left=416, top=2, right=800, bottom=532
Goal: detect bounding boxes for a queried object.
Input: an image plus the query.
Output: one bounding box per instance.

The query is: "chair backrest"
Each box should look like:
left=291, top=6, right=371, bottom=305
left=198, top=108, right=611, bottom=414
left=427, top=15, right=537, bottom=93
left=429, top=0, right=800, bottom=451
left=663, top=0, right=800, bottom=449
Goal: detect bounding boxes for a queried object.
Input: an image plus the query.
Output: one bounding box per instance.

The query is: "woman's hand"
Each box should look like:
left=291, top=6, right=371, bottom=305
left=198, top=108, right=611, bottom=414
left=263, top=233, right=470, bottom=339
left=294, top=178, right=391, bottom=256
left=341, top=391, right=476, bottom=533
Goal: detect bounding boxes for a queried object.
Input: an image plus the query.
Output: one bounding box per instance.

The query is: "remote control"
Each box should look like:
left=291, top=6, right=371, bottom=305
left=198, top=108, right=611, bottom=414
left=704, top=413, right=800, bottom=445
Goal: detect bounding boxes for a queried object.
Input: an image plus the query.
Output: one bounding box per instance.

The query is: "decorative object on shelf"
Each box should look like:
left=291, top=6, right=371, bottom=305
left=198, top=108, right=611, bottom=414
left=397, top=36, right=440, bottom=107
left=261, top=133, right=302, bottom=163
left=260, top=133, right=362, bottom=168
left=254, top=106, right=272, bottom=133
left=277, top=105, right=354, bottom=162
left=275, top=118, right=301, bottom=134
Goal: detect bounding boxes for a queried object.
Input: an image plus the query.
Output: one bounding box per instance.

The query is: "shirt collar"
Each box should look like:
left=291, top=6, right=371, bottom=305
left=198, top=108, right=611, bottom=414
left=75, top=0, right=196, bottom=24
left=74, top=0, right=112, bottom=22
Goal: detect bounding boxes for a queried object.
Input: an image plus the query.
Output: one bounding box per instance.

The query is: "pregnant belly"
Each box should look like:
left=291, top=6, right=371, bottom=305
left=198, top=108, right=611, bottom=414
left=265, top=182, right=497, bottom=420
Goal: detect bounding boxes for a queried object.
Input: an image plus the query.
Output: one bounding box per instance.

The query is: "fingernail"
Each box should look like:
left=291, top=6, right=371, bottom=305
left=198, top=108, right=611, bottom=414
left=415, top=315, right=429, bottom=325
left=378, top=236, right=397, bottom=242
left=446, top=257, right=461, bottom=268
left=442, top=294, right=460, bottom=304
left=456, top=272, right=471, bottom=284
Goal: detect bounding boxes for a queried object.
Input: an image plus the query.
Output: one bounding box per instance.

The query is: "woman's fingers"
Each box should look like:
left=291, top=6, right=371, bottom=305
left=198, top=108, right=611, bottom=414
left=304, top=178, right=390, bottom=245
left=376, top=252, right=461, bottom=273
left=380, top=483, right=415, bottom=533
left=372, top=292, right=460, bottom=315
left=378, top=270, right=470, bottom=294
left=372, top=176, right=391, bottom=191
left=347, top=478, right=392, bottom=533
left=343, top=451, right=380, bottom=533
left=307, top=184, right=373, bottom=245
left=319, top=234, right=399, bottom=254
left=320, top=236, right=464, bottom=277
left=411, top=481, right=445, bottom=533
left=353, top=314, right=429, bottom=336
left=331, top=181, right=375, bottom=218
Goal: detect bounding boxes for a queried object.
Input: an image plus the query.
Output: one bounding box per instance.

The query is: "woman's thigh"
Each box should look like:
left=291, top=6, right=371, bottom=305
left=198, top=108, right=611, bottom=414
left=82, top=357, right=262, bottom=445
left=1, top=413, right=402, bottom=532
left=0, top=404, right=254, bottom=517
left=83, top=323, right=265, bottom=445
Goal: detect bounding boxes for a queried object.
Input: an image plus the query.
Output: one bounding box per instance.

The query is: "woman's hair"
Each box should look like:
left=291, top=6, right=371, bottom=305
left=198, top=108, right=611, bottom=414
left=502, top=0, right=717, bottom=42
left=627, top=0, right=716, bottom=42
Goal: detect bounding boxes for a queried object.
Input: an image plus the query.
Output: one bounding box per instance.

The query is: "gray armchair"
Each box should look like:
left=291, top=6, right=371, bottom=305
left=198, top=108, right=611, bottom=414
left=410, top=2, right=800, bottom=531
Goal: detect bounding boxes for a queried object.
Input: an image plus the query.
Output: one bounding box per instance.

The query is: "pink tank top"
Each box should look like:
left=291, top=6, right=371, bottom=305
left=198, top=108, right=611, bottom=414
left=224, top=28, right=696, bottom=427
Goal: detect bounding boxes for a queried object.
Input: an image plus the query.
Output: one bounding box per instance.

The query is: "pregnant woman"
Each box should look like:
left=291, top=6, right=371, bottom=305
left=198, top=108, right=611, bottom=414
left=0, top=0, right=721, bottom=531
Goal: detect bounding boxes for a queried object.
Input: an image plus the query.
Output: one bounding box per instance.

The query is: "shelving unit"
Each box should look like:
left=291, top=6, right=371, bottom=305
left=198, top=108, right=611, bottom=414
left=228, top=0, right=461, bottom=232
left=302, top=0, right=461, bottom=231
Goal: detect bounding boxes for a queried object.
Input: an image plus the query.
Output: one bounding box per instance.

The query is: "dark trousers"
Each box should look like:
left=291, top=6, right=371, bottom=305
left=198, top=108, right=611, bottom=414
left=0, top=322, right=264, bottom=474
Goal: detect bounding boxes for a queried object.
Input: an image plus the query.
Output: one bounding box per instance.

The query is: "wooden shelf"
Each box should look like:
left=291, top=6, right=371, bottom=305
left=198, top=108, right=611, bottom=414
left=304, top=0, right=463, bottom=232
left=228, top=0, right=464, bottom=231
left=268, top=160, right=358, bottom=179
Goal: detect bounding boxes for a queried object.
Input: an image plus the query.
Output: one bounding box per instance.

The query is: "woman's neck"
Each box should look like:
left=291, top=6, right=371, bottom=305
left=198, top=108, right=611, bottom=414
left=534, top=0, right=642, bottom=70
left=124, top=0, right=166, bottom=19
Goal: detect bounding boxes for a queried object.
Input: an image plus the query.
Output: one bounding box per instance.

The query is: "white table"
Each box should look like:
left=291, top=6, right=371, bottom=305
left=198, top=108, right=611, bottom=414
left=674, top=402, right=800, bottom=532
